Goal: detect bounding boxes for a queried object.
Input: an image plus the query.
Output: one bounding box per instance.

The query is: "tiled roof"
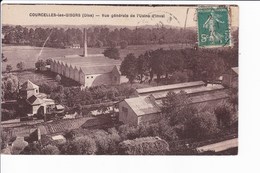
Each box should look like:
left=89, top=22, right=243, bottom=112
left=21, top=80, right=39, bottom=90
left=52, top=55, right=121, bottom=75
left=124, top=96, right=161, bottom=116
left=136, top=81, right=205, bottom=95
left=27, top=95, right=43, bottom=105
left=231, top=67, right=238, bottom=75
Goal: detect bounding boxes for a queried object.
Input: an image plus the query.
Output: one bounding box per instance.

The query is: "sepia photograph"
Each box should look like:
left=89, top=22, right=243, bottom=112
left=1, top=4, right=238, bottom=155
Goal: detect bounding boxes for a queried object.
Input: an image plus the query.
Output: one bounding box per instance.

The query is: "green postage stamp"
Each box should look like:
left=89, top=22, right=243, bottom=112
left=197, top=7, right=231, bottom=47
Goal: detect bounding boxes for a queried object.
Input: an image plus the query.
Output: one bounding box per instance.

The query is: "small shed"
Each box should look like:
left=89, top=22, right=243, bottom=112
left=119, top=96, right=161, bottom=126
left=222, top=67, right=238, bottom=88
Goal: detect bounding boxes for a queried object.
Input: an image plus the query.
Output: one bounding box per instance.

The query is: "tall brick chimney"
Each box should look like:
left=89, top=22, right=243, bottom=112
left=83, top=28, right=87, bottom=57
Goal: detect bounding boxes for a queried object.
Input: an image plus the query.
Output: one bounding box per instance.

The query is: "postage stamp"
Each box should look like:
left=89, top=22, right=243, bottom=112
left=197, top=7, right=231, bottom=47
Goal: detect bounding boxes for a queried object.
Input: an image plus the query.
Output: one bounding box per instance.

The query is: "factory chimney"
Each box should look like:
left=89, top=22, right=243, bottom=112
left=83, top=28, right=87, bottom=57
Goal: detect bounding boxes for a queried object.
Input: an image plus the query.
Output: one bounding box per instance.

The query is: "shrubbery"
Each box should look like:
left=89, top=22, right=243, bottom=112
left=214, top=102, right=233, bottom=127
left=184, top=112, right=219, bottom=140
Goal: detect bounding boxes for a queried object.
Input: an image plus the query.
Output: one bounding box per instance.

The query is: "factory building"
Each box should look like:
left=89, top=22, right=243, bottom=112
left=49, top=28, right=128, bottom=87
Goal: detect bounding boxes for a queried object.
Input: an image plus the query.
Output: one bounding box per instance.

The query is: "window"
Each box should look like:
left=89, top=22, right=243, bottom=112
left=122, top=107, right=128, bottom=117
left=87, top=77, right=89, bottom=79
left=91, top=76, right=93, bottom=78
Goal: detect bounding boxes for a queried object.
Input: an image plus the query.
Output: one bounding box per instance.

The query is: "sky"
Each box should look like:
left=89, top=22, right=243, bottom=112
left=2, top=4, right=239, bottom=28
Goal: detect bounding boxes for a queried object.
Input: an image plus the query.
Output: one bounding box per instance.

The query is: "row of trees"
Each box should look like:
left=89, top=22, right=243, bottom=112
left=120, top=47, right=238, bottom=84
left=39, top=83, right=136, bottom=108
left=2, top=25, right=197, bottom=48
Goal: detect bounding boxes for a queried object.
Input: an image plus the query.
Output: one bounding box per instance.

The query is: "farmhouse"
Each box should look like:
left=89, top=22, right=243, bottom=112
left=119, top=81, right=229, bottom=125
left=49, top=28, right=128, bottom=87
left=19, top=80, right=64, bottom=117
left=222, top=67, right=238, bottom=88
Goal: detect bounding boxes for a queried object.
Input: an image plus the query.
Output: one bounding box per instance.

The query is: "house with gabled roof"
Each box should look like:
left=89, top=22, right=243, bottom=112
left=19, top=80, right=64, bottom=117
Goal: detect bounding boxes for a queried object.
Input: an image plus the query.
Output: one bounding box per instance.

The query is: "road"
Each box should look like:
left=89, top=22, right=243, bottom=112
left=196, top=138, right=238, bottom=153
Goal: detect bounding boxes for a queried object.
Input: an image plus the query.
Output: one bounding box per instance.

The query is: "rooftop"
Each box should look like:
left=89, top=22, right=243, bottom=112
left=52, top=54, right=121, bottom=74
left=189, top=90, right=229, bottom=104
left=27, top=95, right=43, bottom=105
left=80, top=65, right=116, bottom=75
left=20, top=80, right=39, bottom=90
left=155, top=90, right=229, bottom=106
left=151, top=85, right=225, bottom=100
left=231, top=67, right=238, bottom=75
left=124, top=96, right=161, bottom=116
left=136, top=81, right=205, bottom=95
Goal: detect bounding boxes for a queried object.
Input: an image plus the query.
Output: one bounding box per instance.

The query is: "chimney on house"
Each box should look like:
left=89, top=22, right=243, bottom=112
left=83, top=28, right=87, bottom=57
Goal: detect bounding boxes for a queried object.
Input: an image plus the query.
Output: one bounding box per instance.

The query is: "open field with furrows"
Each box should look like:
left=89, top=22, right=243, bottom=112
left=2, top=43, right=193, bottom=71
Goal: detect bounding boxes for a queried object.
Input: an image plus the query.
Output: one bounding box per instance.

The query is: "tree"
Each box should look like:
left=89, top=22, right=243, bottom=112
left=120, top=53, right=137, bottom=84
left=93, top=129, right=120, bottom=155
left=120, top=40, right=128, bottom=49
left=39, top=83, right=54, bottom=94
left=214, top=102, right=233, bottom=127
left=2, top=74, right=19, bottom=100
left=60, top=136, right=97, bottom=155
left=184, top=112, right=219, bottom=140
left=16, top=61, right=25, bottom=71
left=136, top=53, right=149, bottom=83
left=6, top=64, right=12, bottom=73
left=55, top=74, right=62, bottom=83
left=2, top=53, right=7, bottom=62
left=20, top=143, right=41, bottom=155
left=118, top=136, right=169, bottom=155
left=35, top=59, right=46, bottom=70
left=41, top=144, right=60, bottom=155
left=161, top=91, right=196, bottom=125
left=46, top=58, right=52, bottom=65
left=103, top=47, right=120, bottom=60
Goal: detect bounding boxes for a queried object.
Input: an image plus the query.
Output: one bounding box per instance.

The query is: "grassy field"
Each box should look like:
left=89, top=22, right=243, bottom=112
left=10, top=70, right=80, bottom=87
left=2, top=43, right=192, bottom=72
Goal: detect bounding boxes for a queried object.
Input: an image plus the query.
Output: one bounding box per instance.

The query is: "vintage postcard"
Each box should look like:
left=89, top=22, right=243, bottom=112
left=1, top=4, right=238, bottom=155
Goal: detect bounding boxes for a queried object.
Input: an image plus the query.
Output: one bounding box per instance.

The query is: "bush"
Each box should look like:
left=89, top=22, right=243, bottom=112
left=19, top=143, right=41, bottom=155
left=214, top=102, right=233, bottom=127
left=118, top=124, right=140, bottom=140
left=6, top=64, right=12, bottom=72
left=184, top=112, right=219, bottom=140
left=42, top=144, right=60, bottom=155
left=60, top=136, right=97, bottom=155
left=120, top=40, right=128, bottom=49
left=35, top=59, right=47, bottom=70
left=55, top=74, right=62, bottom=83
left=103, top=47, right=120, bottom=60
left=118, top=136, right=169, bottom=155
left=16, top=61, right=25, bottom=71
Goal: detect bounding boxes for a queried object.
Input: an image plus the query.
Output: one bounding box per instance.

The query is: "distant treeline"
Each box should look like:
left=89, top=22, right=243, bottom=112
left=2, top=25, right=197, bottom=48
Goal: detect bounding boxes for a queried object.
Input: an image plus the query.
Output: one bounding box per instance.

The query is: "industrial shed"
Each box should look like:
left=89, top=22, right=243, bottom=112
left=119, top=81, right=229, bottom=125
left=119, top=96, right=162, bottom=126
left=49, top=28, right=128, bottom=87
left=136, top=81, right=206, bottom=96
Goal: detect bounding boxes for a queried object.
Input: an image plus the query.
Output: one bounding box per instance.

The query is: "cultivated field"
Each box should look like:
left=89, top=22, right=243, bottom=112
left=2, top=43, right=193, bottom=71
